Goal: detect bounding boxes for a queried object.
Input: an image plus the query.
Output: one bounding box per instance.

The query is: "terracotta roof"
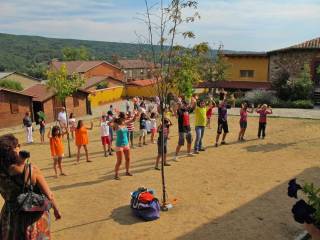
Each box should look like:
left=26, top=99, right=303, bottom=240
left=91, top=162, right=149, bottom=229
left=0, top=88, right=33, bottom=97
left=83, top=75, right=123, bottom=90
left=23, top=84, right=88, bottom=102
left=224, top=52, right=267, bottom=57
left=22, top=84, right=56, bottom=102
left=127, top=79, right=158, bottom=87
left=269, top=37, right=320, bottom=53
left=51, top=60, right=120, bottom=75
left=196, top=81, right=271, bottom=90
left=118, top=59, right=154, bottom=69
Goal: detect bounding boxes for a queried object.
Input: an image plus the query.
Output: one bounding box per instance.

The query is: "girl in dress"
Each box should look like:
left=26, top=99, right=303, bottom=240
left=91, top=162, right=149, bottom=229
left=238, top=103, right=254, bottom=141
left=48, top=126, right=68, bottom=177
left=75, top=120, right=93, bottom=163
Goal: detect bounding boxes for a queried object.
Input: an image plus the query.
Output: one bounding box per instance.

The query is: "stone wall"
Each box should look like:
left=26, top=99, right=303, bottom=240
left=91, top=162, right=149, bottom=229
left=269, top=50, right=320, bottom=83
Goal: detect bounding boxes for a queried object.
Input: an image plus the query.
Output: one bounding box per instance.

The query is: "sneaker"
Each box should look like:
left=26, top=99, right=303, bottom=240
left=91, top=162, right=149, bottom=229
left=154, top=166, right=160, bottom=170
left=221, top=141, right=227, bottom=145
left=109, top=152, right=113, bottom=156
left=215, top=143, right=218, bottom=147
left=164, top=163, right=171, bottom=166
left=143, top=142, right=148, bottom=146
left=174, top=156, right=179, bottom=161
left=138, top=143, right=142, bottom=147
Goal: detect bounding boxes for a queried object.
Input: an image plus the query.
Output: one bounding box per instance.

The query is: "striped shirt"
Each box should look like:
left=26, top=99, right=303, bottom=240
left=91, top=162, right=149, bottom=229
left=127, top=119, right=135, bottom=132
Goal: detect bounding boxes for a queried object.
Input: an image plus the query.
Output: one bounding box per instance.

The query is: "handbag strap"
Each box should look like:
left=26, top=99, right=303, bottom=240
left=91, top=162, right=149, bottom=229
left=22, top=162, right=33, bottom=193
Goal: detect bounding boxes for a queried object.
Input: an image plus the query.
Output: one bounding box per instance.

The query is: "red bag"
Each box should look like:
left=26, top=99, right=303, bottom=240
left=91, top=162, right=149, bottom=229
left=183, top=112, right=190, bottom=126
left=138, top=192, right=154, bottom=203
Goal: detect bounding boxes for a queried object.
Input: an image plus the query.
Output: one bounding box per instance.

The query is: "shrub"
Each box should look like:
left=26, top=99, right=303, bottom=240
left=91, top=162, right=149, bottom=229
left=0, top=79, right=23, bottom=91
left=291, top=65, right=313, bottom=100
left=244, top=90, right=277, bottom=106
left=292, top=100, right=314, bottom=109
left=271, top=69, right=292, bottom=101
left=96, top=82, right=109, bottom=90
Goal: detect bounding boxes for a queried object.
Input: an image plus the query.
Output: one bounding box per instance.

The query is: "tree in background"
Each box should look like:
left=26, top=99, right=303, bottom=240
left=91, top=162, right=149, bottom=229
left=46, top=64, right=85, bottom=157
left=26, top=64, right=47, bottom=79
left=212, top=44, right=229, bottom=82
left=0, top=79, right=24, bottom=91
left=292, top=64, right=313, bottom=100
left=271, top=68, right=291, bottom=101
left=62, top=46, right=90, bottom=61
left=172, top=43, right=209, bottom=97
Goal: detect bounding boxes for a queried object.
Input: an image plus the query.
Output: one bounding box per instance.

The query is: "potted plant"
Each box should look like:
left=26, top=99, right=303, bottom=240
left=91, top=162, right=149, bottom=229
left=288, top=179, right=320, bottom=239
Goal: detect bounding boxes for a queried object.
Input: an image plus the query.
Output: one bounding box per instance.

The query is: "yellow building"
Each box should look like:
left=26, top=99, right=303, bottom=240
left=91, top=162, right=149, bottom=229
left=197, top=53, right=271, bottom=90
left=225, top=53, right=269, bottom=82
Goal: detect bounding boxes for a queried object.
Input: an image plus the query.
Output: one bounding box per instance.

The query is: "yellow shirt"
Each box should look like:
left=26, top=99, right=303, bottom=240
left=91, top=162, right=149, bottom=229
left=195, top=107, right=207, bottom=126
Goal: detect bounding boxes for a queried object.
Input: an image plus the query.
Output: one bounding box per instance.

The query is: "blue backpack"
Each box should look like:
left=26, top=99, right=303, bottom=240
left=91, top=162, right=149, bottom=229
left=130, top=188, right=160, bottom=221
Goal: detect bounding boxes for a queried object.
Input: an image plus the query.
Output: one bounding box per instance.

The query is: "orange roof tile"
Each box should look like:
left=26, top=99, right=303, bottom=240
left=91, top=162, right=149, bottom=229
left=269, top=37, right=320, bottom=53
left=127, top=79, right=159, bottom=87
left=118, top=59, right=154, bottom=69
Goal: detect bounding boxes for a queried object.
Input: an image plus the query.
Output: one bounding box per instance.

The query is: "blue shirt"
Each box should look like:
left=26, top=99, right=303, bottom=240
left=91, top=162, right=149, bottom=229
left=116, top=127, right=129, bottom=147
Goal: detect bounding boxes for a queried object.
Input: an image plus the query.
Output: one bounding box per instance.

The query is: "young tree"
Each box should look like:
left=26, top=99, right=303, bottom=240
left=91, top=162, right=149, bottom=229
left=142, top=0, right=200, bottom=210
left=46, top=64, right=85, bottom=157
left=292, top=63, right=313, bottom=100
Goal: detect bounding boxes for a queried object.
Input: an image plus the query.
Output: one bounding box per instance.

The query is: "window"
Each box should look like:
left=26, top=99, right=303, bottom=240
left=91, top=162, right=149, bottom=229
left=73, top=96, right=79, bottom=107
left=10, top=99, right=19, bottom=114
left=240, top=70, right=254, bottom=78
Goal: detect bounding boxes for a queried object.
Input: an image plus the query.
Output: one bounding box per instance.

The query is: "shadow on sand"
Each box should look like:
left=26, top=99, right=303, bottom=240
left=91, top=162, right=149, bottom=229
left=175, top=167, right=320, bottom=240
left=110, top=205, right=142, bottom=225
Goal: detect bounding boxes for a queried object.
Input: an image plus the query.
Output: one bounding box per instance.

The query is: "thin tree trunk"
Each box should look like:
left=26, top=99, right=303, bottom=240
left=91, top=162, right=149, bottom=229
left=64, top=101, right=72, bottom=158
left=160, top=99, right=167, bottom=210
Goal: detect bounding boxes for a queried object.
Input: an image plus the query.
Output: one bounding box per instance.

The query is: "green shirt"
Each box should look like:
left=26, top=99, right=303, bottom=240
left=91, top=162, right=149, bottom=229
left=195, top=106, right=207, bottom=126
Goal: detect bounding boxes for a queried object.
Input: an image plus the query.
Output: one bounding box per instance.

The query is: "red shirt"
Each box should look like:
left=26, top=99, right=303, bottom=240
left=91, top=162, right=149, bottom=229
left=206, top=107, right=214, bottom=118
left=240, top=109, right=248, bottom=122
left=257, top=109, right=272, bottom=123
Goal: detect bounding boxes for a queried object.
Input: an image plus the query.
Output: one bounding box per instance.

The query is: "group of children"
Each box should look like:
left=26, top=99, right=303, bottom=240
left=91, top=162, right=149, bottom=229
left=45, top=94, right=273, bottom=179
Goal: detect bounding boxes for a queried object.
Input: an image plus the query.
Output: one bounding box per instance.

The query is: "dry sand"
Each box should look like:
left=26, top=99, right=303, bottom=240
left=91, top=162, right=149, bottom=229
left=1, top=116, right=320, bottom=240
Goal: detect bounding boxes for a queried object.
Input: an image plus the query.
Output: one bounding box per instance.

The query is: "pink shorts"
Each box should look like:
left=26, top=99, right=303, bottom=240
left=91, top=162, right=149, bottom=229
left=101, top=136, right=110, bottom=145
left=151, top=128, right=157, bottom=134
left=115, top=145, right=130, bottom=152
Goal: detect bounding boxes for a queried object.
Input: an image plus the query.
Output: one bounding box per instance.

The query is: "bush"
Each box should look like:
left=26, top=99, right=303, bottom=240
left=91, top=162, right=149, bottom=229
left=271, top=99, right=314, bottom=109
left=96, top=82, right=109, bottom=90
left=244, top=90, right=277, bottom=106
left=0, top=79, right=23, bottom=91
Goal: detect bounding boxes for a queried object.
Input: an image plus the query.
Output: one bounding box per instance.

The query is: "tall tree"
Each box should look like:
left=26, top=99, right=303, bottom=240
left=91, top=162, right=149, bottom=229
left=212, top=44, right=229, bottom=82
left=46, top=64, right=85, bottom=157
left=62, top=46, right=90, bottom=61
left=142, top=0, right=200, bottom=210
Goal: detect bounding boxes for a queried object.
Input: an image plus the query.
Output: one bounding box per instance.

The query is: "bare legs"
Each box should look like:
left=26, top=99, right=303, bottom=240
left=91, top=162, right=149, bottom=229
left=76, top=145, right=91, bottom=163
left=53, top=157, right=66, bottom=177
left=114, top=149, right=132, bottom=180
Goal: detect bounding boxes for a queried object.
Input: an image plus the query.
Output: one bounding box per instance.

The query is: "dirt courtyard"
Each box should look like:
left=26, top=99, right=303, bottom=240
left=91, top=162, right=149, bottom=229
left=1, top=115, right=320, bottom=239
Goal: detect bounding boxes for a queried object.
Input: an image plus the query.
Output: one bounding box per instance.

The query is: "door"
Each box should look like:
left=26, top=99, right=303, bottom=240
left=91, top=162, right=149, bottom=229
left=33, top=101, right=43, bottom=124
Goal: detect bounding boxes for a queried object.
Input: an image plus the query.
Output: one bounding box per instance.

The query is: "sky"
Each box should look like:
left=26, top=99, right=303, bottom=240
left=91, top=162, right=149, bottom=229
left=0, top=0, right=319, bottom=51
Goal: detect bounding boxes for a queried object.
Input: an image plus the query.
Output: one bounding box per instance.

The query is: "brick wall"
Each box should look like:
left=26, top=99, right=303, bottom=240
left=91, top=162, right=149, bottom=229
left=84, top=63, right=124, bottom=80
left=65, top=92, right=88, bottom=118
left=0, top=91, right=32, bottom=128
left=269, top=50, right=320, bottom=82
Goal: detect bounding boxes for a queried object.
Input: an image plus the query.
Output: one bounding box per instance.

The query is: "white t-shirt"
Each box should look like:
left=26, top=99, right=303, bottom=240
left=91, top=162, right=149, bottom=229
left=100, top=121, right=110, bottom=137
left=69, top=118, right=76, bottom=127
left=58, top=111, right=67, bottom=124
left=150, top=118, right=157, bottom=129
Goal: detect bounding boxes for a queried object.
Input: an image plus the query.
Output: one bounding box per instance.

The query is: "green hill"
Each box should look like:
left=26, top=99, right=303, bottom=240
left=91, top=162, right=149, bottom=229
left=0, top=33, right=155, bottom=76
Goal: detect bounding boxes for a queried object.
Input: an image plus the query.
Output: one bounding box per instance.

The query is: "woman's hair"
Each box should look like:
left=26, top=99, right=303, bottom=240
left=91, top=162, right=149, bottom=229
left=52, top=126, right=61, bottom=137
left=0, top=134, right=19, bottom=171
left=114, top=117, right=125, bottom=126
left=77, top=120, right=83, bottom=129
left=150, top=112, right=156, bottom=118
left=69, top=113, right=74, bottom=119
left=118, top=112, right=126, bottom=120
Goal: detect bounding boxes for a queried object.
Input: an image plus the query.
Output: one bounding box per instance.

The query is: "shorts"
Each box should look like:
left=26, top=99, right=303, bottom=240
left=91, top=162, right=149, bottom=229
left=158, top=143, right=167, bottom=155
left=217, top=120, right=229, bottom=134
left=151, top=128, right=157, bottom=134
left=115, top=145, right=130, bottom=152
left=140, top=129, right=148, bottom=137
left=178, top=131, right=192, bottom=146
left=101, top=136, right=110, bottom=145
left=39, top=127, right=45, bottom=135
left=240, top=121, right=247, bottom=129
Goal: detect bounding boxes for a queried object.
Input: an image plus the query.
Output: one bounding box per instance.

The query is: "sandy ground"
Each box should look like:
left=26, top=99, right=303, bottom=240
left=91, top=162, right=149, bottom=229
left=1, top=115, right=320, bottom=240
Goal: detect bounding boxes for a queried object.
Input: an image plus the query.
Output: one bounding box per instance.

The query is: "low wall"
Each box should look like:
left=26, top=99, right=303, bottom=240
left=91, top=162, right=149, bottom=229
left=89, top=86, right=125, bottom=107
left=126, top=85, right=158, bottom=97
